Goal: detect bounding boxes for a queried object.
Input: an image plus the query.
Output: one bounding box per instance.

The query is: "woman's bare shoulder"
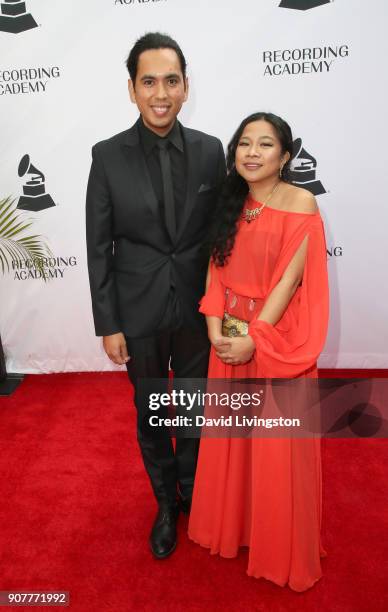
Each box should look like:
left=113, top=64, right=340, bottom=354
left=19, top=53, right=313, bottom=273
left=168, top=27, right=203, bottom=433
left=281, top=184, right=318, bottom=214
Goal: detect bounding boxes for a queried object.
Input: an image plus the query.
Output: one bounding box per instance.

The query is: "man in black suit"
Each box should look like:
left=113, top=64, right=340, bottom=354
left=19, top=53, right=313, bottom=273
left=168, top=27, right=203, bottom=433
left=86, top=33, right=226, bottom=559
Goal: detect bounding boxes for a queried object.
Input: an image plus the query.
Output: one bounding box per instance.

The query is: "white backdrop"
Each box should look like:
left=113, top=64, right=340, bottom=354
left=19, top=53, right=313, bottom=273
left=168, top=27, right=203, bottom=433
left=1, top=0, right=387, bottom=372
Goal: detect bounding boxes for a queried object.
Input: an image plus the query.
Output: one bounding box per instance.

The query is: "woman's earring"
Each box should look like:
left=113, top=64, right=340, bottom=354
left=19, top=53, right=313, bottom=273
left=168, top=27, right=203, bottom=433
left=279, top=164, right=284, bottom=178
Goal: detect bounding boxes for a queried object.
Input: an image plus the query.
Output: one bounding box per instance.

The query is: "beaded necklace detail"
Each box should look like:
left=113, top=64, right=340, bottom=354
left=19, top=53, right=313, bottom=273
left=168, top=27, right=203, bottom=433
left=243, top=181, right=281, bottom=223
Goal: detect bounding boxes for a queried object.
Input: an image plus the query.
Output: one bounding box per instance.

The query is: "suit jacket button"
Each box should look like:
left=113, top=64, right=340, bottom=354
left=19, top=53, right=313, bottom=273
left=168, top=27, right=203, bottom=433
left=171, top=254, right=176, bottom=260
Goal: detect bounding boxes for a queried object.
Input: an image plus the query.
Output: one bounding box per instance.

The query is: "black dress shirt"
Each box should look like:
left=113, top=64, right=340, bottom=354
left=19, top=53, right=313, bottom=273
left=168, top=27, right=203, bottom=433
left=137, top=116, right=187, bottom=233
left=137, top=116, right=188, bottom=328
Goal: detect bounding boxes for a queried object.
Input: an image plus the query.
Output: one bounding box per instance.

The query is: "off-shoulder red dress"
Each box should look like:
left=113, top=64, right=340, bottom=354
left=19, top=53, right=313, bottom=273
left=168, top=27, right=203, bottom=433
left=188, top=196, right=329, bottom=592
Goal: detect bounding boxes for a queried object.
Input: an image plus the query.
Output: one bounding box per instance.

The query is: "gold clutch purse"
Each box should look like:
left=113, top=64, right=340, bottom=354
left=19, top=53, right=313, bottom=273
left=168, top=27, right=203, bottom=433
left=222, top=312, right=249, bottom=337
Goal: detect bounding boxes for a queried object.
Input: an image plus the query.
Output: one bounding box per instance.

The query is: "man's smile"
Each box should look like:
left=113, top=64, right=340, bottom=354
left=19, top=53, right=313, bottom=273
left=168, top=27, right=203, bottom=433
left=151, top=105, right=171, bottom=116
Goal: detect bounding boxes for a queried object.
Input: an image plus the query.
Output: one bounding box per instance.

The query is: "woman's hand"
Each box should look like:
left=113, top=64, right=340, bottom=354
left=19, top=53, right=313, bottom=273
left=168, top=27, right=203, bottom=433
left=209, top=332, right=231, bottom=355
left=214, top=335, right=255, bottom=366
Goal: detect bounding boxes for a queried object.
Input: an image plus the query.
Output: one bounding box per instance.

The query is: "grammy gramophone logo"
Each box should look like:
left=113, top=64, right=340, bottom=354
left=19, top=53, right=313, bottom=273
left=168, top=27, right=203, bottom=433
left=279, top=0, right=330, bottom=10
left=0, top=0, right=37, bottom=34
left=289, top=139, right=325, bottom=196
left=17, top=155, right=55, bottom=211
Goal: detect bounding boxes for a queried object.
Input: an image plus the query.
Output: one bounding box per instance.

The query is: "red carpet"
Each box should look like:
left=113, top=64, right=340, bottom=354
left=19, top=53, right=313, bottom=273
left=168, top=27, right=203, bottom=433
left=0, top=373, right=387, bottom=612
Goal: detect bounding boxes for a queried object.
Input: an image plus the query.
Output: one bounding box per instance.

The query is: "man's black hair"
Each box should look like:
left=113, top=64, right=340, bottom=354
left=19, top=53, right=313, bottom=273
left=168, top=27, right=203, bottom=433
left=126, top=32, right=187, bottom=83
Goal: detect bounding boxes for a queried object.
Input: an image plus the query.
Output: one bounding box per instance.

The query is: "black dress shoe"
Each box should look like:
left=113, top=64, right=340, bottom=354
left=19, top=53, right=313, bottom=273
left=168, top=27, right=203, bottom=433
left=149, top=503, right=179, bottom=559
left=178, top=493, right=192, bottom=515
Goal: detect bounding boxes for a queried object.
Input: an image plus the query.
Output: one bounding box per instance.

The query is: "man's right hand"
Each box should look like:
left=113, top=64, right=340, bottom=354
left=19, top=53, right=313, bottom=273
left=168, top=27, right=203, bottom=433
left=103, top=332, right=130, bottom=365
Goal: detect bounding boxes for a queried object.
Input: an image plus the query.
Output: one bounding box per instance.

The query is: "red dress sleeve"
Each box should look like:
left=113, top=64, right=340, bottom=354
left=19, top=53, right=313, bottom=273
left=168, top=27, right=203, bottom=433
left=248, top=214, right=329, bottom=378
left=199, top=260, right=225, bottom=319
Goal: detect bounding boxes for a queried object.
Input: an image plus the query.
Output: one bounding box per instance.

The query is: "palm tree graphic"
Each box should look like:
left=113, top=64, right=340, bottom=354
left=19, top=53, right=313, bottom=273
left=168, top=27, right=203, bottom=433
left=0, top=196, right=52, bottom=280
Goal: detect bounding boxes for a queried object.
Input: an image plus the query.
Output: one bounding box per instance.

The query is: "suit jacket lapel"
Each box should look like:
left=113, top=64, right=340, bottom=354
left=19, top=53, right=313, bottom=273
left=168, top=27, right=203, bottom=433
left=121, top=120, right=159, bottom=219
left=176, top=126, right=202, bottom=243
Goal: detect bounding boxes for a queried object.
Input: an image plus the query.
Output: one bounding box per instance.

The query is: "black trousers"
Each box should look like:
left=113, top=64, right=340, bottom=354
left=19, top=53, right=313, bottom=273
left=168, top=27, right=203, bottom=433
left=125, top=301, right=209, bottom=506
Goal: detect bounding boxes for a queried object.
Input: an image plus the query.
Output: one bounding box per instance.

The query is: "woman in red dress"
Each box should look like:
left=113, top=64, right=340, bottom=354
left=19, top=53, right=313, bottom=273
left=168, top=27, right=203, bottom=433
left=188, top=113, right=329, bottom=592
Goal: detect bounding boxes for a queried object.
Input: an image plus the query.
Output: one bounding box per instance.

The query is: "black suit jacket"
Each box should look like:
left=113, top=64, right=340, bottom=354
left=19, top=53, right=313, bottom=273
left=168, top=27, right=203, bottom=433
left=86, top=119, right=226, bottom=338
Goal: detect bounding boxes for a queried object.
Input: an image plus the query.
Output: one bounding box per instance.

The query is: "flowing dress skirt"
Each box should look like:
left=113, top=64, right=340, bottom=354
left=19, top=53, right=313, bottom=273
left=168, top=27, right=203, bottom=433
left=188, top=290, right=327, bottom=592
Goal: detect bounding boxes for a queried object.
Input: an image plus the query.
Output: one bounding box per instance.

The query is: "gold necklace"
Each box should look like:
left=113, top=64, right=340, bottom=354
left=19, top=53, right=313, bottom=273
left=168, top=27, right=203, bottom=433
left=244, top=181, right=281, bottom=223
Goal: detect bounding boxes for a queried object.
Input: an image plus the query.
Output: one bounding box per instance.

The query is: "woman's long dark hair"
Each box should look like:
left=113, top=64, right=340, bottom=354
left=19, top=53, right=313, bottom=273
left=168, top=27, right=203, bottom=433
left=209, top=112, right=293, bottom=266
